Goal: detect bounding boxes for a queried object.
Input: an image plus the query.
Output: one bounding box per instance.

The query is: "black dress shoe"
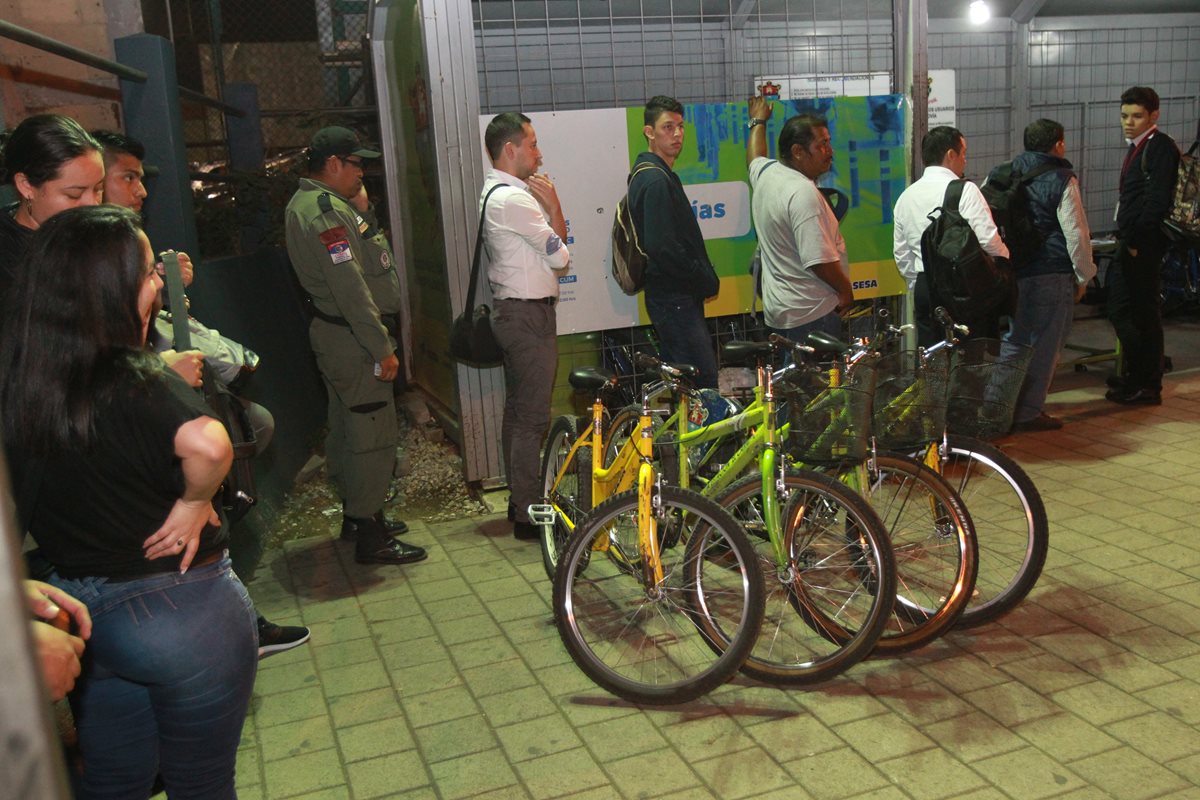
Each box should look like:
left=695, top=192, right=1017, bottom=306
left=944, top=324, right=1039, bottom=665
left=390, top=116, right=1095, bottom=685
left=1105, top=387, right=1162, bottom=405
left=341, top=513, right=409, bottom=541
left=513, top=520, right=540, bottom=541
left=355, top=536, right=428, bottom=565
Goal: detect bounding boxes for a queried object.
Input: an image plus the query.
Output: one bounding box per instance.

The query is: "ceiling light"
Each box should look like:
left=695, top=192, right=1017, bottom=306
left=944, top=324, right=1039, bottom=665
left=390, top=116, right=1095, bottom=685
left=969, top=0, right=991, bottom=24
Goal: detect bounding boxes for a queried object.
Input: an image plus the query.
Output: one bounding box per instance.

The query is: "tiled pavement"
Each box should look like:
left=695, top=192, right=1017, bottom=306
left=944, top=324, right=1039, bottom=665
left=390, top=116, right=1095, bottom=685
left=235, top=319, right=1200, bottom=800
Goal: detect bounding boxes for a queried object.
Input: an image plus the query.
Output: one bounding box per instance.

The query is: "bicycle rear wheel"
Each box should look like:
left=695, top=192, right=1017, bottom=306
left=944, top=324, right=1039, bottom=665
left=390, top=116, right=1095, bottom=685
left=553, top=485, right=765, bottom=705
left=713, top=471, right=896, bottom=685
left=856, top=454, right=977, bottom=654
left=539, top=416, right=591, bottom=581
left=938, top=435, right=1048, bottom=628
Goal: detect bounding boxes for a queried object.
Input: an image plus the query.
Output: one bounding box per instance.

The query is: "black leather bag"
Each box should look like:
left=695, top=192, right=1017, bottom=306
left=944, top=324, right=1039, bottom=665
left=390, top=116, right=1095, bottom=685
left=450, top=185, right=505, bottom=368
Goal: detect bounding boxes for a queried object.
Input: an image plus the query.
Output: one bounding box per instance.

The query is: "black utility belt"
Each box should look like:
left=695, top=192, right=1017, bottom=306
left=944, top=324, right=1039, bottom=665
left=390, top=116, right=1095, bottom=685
left=499, top=296, right=556, bottom=305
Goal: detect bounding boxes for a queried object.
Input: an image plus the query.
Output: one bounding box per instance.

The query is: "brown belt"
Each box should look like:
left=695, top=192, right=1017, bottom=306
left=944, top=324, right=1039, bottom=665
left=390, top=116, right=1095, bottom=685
left=191, top=549, right=224, bottom=569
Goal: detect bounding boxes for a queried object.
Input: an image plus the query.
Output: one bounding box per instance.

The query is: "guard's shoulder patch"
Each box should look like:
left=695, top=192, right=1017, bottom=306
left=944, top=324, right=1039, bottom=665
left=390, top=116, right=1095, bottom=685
left=318, top=226, right=348, bottom=245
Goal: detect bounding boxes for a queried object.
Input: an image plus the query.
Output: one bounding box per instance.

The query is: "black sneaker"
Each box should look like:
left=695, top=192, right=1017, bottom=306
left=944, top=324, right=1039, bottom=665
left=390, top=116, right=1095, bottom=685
left=257, top=616, right=311, bottom=659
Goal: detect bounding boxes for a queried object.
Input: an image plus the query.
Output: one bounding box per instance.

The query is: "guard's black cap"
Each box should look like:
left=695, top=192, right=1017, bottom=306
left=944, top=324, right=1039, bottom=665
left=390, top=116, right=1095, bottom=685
left=309, top=126, right=381, bottom=160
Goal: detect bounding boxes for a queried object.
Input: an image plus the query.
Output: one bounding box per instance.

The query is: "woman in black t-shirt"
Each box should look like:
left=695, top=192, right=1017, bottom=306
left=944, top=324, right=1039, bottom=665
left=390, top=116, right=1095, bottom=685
left=0, top=205, right=257, bottom=799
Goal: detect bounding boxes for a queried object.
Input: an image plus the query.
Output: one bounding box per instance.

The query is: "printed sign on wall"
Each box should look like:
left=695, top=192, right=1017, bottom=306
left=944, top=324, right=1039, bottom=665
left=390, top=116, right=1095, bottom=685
left=479, top=96, right=909, bottom=335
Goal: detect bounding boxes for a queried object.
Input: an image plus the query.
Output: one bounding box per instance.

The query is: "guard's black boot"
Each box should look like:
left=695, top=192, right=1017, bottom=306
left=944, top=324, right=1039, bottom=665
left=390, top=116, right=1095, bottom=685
left=341, top=512, right=409, bottom=541
left=354, top=518, right=427, bottom=565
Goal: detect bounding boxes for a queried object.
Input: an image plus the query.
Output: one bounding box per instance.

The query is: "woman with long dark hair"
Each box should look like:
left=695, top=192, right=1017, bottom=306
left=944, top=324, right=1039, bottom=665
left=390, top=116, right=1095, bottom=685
left=0, top=205, right=257, bottom=799
left=0, top=114, right=104, bottom=296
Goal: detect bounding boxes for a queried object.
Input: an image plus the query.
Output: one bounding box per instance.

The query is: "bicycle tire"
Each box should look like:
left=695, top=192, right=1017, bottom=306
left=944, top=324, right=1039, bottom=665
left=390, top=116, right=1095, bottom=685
left=539, top=416, right=592, bottom=581
left=712, top=471, right=896, bottom=685
left=553, top=485, right=765, bottom=705
left=856, top=454, right=977, bottom=654
left=938, top=435, right=1048, bottom=628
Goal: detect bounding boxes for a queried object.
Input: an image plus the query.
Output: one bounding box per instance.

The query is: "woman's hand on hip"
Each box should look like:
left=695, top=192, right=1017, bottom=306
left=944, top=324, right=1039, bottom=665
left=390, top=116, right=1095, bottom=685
left=143, top=498, right=220, bottom=572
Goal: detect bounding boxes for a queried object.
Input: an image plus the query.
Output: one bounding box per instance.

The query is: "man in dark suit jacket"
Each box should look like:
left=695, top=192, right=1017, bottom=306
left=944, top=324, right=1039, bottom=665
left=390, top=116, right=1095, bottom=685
left=1106, top=86, right=1179, bottom=405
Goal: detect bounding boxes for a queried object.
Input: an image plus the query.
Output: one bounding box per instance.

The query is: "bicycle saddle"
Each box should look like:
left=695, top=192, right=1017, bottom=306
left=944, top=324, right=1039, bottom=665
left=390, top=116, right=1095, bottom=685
left=805, top=331, right=851, bottom=357
left=721, top=340, right=774, bottom=366
left=568, top=367, right=615, bottom=391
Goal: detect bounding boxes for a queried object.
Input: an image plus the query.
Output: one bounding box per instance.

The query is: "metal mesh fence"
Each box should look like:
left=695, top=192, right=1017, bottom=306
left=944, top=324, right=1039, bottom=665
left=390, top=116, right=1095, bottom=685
left=142, top=0, right=379, bottom=255
left=469, top=2, right=1200, bottom=400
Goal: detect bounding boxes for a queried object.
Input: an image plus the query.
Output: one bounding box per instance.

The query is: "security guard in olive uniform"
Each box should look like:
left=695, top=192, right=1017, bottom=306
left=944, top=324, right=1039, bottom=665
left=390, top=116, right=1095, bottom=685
left=285, top=127, right=426, bottom=565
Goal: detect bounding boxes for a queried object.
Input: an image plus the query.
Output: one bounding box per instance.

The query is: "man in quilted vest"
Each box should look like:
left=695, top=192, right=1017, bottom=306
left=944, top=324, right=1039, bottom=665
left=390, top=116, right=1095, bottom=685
left=995, top=120, right=1097, bottom=432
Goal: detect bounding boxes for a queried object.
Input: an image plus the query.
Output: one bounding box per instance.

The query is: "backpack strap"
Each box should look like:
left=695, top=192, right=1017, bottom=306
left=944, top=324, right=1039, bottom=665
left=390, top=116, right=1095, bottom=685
left=1017, top=162, right=1059, bottom=186
left=467, top=184, right=505, bottom=309
left=944, top=179, right=967, bottom=217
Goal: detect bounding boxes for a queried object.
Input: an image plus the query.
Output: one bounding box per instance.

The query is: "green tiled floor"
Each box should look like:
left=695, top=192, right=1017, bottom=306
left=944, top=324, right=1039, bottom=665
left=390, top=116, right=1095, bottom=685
left=237, top=320, right=1200, bottom=799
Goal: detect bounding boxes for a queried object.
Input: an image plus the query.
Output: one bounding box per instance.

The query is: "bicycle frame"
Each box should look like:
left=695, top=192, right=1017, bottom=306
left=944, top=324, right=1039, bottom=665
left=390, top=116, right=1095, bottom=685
left=544, top=382, right=669, bottom=584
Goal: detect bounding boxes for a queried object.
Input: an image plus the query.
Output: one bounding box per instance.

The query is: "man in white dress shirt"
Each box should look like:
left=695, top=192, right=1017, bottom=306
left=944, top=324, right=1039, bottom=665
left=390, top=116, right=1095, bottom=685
left=480, top=112, right=571, bottom=539
left=892, top=126, right=1010, bottom=345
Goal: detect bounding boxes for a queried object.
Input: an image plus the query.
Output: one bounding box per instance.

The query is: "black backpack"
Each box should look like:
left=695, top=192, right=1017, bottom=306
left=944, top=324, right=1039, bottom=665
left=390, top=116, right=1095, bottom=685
left=980, top=161, right=1056, bottom=270
left=610, top=163, right=665, bottom=295
left=921, top=180, right=1012, bottom=322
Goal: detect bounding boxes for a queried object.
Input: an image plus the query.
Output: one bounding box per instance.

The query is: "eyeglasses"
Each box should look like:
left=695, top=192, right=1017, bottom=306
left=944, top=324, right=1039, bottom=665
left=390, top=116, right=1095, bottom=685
left=338, top=156, right=365, bottom=168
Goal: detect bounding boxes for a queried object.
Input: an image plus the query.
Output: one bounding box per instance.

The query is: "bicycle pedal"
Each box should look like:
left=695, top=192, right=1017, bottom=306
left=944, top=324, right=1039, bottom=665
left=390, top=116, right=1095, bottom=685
left=527, top=503, right=556, bottom=532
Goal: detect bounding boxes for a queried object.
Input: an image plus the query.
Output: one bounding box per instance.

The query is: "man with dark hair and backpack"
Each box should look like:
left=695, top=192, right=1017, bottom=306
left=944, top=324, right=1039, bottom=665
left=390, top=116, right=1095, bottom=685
left=628, top=95, right=720, bottom=389
left=990, top=119, right=1097, bottom=432
left=1106, top=86, right=1179, bottom=405
left=893, top=126, right=1010, bottom=346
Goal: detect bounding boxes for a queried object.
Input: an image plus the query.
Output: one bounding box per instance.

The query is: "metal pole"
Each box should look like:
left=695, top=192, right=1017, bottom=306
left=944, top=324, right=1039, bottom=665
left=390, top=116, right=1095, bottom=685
left=0, top=19, right=147, bottom=82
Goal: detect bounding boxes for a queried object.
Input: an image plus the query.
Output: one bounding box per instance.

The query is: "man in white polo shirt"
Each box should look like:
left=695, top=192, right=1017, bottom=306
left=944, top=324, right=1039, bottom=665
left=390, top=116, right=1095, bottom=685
left=480, top=112, right=571, bottom=540
left=745, top=96, right=854, bottom=343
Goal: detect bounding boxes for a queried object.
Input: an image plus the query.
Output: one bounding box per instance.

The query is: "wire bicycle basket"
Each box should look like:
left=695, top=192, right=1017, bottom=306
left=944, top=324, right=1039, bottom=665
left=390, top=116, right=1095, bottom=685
left=945, top=338, right=1033, bottom=440
left=780, top=356, right=877, bottom=465
left=871, top=348, right=951, bottom=450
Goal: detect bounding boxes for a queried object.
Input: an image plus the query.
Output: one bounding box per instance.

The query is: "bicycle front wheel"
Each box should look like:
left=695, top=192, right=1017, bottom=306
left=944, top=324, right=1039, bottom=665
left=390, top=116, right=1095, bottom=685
left=858, top=454, right=977, bottom=654
left=938, top=435, right=1048, bottom=628
left=539, top=416, right=592, bottom=581
left=713, top=471, right=896, bottom=685
left=553, top=485, right=765, bottom=705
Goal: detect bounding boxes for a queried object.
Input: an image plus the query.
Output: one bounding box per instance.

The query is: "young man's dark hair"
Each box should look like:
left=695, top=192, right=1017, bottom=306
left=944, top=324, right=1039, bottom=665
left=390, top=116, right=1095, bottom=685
left=778, top=113, right=828, bottom=163
left=921, top=126, right=964, bottom=168
left=484, top=112, right=531, bottom=161
left=1120, top=86, right=1160, bottom=113
left=1023, top=119, right=1065, bottom=154
left=90, top=129, right=146, bottom=163
left=644, top=95, right=683, bottom=128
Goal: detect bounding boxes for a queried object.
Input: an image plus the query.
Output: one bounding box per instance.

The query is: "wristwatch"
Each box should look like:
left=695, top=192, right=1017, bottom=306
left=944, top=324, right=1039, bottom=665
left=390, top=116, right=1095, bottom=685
left=747, top=118, right=768, bottom=130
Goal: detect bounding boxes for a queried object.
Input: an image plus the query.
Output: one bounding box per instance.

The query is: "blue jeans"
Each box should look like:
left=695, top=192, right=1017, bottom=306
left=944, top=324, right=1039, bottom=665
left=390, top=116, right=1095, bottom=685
left=1003, top=272, right=1075, bottom=422
left=49, top=555, right=258, bottom=800
left=644, top=293, right=718, bottom=389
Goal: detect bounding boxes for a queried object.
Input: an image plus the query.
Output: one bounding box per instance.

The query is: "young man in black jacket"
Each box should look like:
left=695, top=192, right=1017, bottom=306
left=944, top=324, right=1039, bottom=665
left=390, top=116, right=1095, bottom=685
left=627, top=95, right=721, bottom=389
left=1106, top=86, right=1179, bottom=405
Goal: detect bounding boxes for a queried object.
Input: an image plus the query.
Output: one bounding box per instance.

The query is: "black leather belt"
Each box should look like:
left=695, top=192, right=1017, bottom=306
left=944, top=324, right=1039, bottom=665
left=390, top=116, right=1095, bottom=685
left=500, top=296, right=556, bottom=305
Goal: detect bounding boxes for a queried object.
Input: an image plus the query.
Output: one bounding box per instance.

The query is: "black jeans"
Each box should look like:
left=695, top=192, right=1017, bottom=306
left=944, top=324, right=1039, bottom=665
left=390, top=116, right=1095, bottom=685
left=1106, top=243, right=1164, bottom=392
